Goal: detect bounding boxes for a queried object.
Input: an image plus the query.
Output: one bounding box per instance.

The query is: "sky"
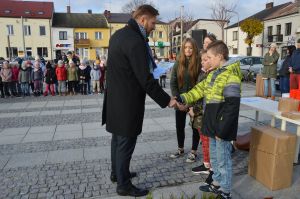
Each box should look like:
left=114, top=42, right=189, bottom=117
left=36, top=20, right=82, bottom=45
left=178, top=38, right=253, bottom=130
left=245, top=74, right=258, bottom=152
left=25, top=0, right=290, bottom=24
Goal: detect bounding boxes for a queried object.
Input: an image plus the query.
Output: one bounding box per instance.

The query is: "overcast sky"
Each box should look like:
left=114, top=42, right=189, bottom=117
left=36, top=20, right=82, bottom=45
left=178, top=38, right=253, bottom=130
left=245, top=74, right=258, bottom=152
left=26, top=0, right=290, bottom=24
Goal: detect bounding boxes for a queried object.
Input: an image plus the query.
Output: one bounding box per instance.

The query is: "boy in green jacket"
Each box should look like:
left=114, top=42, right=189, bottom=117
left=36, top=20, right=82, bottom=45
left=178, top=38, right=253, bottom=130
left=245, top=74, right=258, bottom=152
left=176, top=41, right=242, bottom=199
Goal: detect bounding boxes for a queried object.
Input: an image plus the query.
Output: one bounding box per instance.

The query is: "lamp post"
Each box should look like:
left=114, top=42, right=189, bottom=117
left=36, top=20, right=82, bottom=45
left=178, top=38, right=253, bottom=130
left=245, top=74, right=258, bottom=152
left=180, top=6, right=184, bottom=48
left=230, top=11, right=240, bottom=55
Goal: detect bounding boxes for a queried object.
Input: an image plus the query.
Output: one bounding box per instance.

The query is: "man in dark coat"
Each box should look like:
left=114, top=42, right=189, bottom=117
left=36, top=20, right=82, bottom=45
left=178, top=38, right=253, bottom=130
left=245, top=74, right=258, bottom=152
left=102, top=4, right=176, bottom=197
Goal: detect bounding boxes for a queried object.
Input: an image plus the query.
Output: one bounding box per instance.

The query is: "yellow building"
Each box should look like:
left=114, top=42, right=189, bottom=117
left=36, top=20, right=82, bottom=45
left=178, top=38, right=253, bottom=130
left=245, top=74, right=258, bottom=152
left=104, top=11, right=170, bottom=59
left=53, top=12, right=109, bottom=61
left=0, top=1, right=54, bottom=60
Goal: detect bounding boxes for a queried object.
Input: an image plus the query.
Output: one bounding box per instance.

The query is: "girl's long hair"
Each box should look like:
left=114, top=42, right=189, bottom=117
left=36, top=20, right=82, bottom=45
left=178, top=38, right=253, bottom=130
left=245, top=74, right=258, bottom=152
left=177, top=38, right=199, bottom=88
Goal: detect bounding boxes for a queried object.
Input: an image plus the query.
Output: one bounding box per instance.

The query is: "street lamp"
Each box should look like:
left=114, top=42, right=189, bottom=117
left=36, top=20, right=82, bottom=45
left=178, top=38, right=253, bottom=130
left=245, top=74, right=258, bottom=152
left=230, top=11, right=240, bottom=55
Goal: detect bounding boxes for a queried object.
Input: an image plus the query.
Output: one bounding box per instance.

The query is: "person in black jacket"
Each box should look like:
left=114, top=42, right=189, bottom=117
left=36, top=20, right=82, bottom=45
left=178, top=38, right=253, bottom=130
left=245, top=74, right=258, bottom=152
left=279, top=45, right=296, bottom=93
left=102, top=5, right=176, bottom=197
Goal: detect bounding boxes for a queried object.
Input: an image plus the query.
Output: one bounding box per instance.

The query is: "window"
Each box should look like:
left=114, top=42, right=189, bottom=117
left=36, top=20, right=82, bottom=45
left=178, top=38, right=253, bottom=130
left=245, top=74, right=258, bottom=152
left=40, top=26, right=46, bottom=36
left=7, top=25, right=14, bottom=35
left=253, top=57, right=262, bottom=65
left=24, top=11, right=30, bottom=14
left=37, top=11, right=44, bottom=15
left=26, top=47, right=32, bottom=57
left=95, top=32, right=102, bottom=40
left=267, top=26, right=273, bottom=36
left=276, top=25, right=281, bottom=35
left=159, top=31, right=163, bottom=39
left=285, top=23, right=292, bottom=36
left=149, top=32, right=154, bottom=38
left=24, top=25, right=31, bottom=36
left=77, top=48, right=89, bottom=59
left=59, top=31, right=67, bottom=40
left=37, top=47, right=48, bottom=57
left=233, top=31, right=238, bottom=41
left=75, top=32, right=87, bottom=39
left=159, top=48, right=164, bottom=56
left=6, top=47, right=18, bottom=58
left=4, top=10, right=11, bottom=14
left=232, top=48, right=238, bottom=54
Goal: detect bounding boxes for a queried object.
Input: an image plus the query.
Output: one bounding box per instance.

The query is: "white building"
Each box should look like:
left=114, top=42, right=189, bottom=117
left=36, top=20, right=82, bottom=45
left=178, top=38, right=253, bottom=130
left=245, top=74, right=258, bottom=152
left=171, top=19, right=226, bottom=54
left=263, top=1, right=300, bottom=58
left=51, top=27, right=74, bottom=60
left=225, top=1, right=297, bottom=57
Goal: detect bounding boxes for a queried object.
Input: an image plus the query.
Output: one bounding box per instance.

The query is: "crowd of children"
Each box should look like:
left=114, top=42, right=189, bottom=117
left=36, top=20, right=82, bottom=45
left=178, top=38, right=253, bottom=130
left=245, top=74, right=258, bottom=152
left=0, top=54, right=106, bottom=98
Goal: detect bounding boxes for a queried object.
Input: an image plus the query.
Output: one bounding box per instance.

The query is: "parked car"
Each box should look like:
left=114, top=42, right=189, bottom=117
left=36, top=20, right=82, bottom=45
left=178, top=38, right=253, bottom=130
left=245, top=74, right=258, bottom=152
left=229, top=56, right=264, bottom=82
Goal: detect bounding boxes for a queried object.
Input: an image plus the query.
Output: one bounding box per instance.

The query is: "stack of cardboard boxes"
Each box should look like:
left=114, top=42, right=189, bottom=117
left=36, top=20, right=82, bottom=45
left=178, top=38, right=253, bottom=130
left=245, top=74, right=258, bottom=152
left=249, top=126, right=297, bottom=190
left=249, top=97, right=299, bottom=190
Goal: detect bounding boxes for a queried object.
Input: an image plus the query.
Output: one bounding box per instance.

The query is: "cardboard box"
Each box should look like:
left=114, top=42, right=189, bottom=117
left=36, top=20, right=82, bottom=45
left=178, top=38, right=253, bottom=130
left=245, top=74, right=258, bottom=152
left=256, top=74, right=271, bottom=97
left=278, top=98, right=300, bottom=112
left=249, top=126, right=297, bottom=190
left=281, top=112, right=300, bottom=120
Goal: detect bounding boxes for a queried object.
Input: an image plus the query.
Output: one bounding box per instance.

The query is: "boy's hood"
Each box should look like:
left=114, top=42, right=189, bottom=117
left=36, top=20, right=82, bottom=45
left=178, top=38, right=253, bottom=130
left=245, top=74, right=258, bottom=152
left=219, top=60, right=242, bottom=79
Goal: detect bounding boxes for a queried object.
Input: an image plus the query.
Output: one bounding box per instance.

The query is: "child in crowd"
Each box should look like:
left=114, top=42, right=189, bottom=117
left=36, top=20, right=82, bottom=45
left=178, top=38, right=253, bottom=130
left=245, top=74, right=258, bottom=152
left=177, top=41, right=242, bottom=199
left=18, top=61, right=31, bottom=97
left=44, top=61, right=56, bottom=96
left=78, top=59, right=89, bottom=95
left=32, top=62, right=44, bottom=96
left=11, top=63, right=20, bottom=96
left=90, top=63, right=101, bottom=94
left=99, top=57, right=106, bottom=93
left=0, top=70, right=4, bottom=98
left=56, top=60, right=67, bottom=96
left=67, top=61, right=78, bottom=95
left=0, top=61, right=12, bottom=97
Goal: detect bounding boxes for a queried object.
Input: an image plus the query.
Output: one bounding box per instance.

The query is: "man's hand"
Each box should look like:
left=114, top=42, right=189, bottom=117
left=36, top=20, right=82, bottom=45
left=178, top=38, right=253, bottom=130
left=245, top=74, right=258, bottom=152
left=289, top=67, right=293, bottom=73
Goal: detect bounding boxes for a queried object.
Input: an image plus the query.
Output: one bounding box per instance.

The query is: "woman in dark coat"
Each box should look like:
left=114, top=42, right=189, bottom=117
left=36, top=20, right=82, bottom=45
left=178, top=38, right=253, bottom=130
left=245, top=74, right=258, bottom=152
left=279, top=45, right=296, bottom=94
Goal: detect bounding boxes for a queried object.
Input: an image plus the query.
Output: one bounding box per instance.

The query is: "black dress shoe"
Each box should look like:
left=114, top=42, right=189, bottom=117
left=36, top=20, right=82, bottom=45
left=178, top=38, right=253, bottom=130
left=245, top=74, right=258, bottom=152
left=110, top=172, right=137, bottom=183
left=117, top=184, right=149, bottom=197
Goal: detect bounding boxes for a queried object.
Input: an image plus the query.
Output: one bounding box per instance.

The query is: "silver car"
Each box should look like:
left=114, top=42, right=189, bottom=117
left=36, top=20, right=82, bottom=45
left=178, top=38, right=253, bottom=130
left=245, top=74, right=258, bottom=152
left=229, top=56, right=264, bottom=82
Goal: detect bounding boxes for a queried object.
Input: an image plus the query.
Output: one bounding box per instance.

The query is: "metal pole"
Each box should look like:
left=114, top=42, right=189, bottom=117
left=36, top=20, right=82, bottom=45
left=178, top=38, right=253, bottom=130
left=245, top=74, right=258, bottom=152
left=180, top=6, right=184, bottom=48
left=7, top=35, right=11, bottom=61
left=21, top=16, right=25, bottom=57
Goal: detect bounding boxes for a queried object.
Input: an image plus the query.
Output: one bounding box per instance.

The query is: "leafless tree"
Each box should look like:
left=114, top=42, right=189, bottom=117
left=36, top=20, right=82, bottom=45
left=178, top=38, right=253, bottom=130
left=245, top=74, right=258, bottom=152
left=210, top=0, right=237, bottom=41
left=121, top=0, right=155, bottom=13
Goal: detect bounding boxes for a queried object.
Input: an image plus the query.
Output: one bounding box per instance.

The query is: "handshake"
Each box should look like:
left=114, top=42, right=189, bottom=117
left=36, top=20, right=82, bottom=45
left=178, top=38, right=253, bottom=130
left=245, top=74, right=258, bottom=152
left=168, top=96, right=189, bottom=111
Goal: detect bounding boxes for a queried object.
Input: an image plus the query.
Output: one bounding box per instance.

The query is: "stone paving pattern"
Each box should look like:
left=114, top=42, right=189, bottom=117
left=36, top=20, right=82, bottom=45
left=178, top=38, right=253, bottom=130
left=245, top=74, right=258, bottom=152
left=0, top=82, right=298, bottom=199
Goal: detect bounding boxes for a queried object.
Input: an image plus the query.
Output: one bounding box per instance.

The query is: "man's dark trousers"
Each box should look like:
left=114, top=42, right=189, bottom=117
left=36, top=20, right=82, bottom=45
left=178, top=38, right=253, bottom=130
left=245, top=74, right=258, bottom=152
left=111, top=134, right=137, bottom=189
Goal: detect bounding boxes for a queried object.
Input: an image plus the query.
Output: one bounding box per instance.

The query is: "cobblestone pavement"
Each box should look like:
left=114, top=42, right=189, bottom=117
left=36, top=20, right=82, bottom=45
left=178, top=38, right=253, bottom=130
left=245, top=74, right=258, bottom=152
left=0, top=82, right=282, bottom=199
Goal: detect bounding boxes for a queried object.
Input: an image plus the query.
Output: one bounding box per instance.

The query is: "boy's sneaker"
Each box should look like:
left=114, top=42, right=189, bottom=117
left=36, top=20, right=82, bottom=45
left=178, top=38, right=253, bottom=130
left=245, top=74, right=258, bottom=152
left=170, top=149, right=184, bottom=158
left=186, top=152, right=197, bottom=163
left=192, top=163, right=210, bottom=174
left=199, top=183, right=220, bottom=194
left=216, top=190, right=232, bottom=199
left=205, top=170, right=214, bottom=185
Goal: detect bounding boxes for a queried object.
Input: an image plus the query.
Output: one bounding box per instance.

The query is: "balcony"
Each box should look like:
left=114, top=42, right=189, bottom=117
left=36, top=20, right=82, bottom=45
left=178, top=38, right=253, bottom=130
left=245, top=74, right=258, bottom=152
left=267, top=34, right=283, bottom=43
left=75, top=39, right=90, bottom=45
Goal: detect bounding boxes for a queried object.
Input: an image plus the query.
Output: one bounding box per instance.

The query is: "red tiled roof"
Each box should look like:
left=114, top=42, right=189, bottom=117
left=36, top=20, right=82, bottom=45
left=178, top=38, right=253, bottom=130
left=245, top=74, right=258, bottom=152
left=0, top=0, right=54, bottom=19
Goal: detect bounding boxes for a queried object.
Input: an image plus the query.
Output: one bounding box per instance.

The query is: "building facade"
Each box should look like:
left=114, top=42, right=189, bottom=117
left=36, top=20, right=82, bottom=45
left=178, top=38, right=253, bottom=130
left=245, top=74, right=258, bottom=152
left=225, top=1, right=300, bottom=58
left=53, top=12, right=109, bottom=61
left=52, top=27, right=74, bottom=59
left=104, top=11, right=170, bottom=59
left=171, top=18, right=225, bottom=54
left=0, top=0, right=54, bottom=60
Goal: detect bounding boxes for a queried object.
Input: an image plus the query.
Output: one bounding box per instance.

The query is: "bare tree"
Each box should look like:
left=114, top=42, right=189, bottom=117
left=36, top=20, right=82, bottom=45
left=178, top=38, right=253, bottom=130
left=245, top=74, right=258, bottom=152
left=210, top=0, right=237, bottom=41
left=121, top=0, right=155, bottom=13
